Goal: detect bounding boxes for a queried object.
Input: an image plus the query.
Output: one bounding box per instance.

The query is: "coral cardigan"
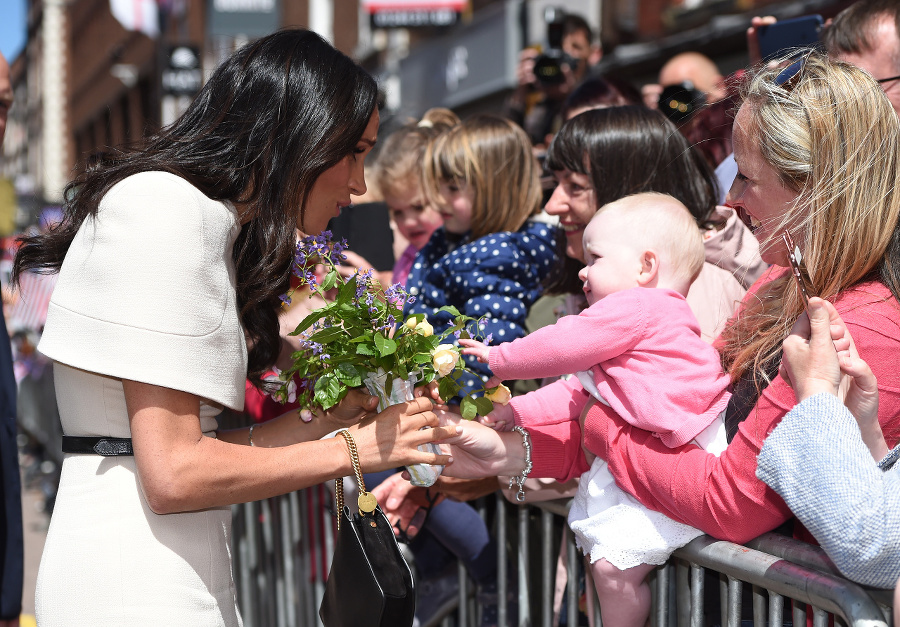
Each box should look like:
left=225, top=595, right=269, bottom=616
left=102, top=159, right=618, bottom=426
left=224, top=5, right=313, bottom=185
left=529, top=271, right=900, bottom=543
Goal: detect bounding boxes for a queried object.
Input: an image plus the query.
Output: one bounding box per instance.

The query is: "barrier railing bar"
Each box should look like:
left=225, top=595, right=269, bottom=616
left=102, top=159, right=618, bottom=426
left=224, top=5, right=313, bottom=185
left=768, top=589, right=784, bottom=627
left=229, top=490, right=894, bottom=627
left=689, top=563, right=703, bottom=627
left=751, top=584, right=766, bottom=627
left=566, top=526, right=578, bottom=627
left=719, top=573, right=728, bottom=627
left=498, top=496, right=508, bottom=627
left=727, top=575, right=742, bottom=627
left=542, top=508, right=554, bottom=627
left=675, top=559, right=690, bottom=627
left=657, top=562, right=670, bottom=627
left=674, top=536, right=888, bottom=627
left=794, top=594, right=807, bottom=627
left=518, top=505, right=531, bottom=626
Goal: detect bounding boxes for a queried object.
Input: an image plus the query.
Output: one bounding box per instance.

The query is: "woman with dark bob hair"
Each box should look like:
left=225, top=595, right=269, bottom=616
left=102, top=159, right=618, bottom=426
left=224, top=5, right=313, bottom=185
left=544, top=105, right=765, bottom=341
left=16, top=30, right=452, bottom=626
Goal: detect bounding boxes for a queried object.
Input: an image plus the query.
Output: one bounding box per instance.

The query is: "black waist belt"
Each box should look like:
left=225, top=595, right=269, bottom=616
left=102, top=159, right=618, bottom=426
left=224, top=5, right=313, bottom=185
left=62, top=436, right=134, bottom=456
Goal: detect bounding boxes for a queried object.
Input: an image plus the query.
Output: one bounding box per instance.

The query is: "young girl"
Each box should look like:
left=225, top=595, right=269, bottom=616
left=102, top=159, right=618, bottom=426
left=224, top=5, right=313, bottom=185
left=374, top=108, right=458, bottom=286
left=460, top=192, right=732, bottom=627
left=404, top=114, right=558, bottom=394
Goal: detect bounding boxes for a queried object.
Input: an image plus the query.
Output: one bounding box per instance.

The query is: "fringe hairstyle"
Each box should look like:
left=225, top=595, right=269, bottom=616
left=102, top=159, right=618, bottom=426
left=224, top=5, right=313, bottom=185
left=719, top=52, right=900, bottom=387
left=422, top=115, right=542, bottom=239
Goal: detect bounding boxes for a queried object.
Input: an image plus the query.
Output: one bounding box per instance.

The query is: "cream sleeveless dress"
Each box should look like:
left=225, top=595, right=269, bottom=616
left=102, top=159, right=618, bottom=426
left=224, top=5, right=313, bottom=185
left=35, top=172, right=248, bottom=626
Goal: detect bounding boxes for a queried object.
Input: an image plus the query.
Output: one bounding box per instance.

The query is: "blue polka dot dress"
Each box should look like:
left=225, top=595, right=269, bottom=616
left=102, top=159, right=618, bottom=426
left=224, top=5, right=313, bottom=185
left=404, top=220, right=559, bottom=397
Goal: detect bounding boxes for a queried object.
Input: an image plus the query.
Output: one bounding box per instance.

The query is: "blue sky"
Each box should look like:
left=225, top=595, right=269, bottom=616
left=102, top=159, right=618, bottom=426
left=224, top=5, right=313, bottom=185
left=0, top=0, right=27, bottom=62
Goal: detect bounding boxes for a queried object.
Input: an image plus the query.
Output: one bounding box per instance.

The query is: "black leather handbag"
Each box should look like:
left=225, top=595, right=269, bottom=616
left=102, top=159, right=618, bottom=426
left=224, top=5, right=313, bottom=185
left=319, top=429, right=416, bottom=627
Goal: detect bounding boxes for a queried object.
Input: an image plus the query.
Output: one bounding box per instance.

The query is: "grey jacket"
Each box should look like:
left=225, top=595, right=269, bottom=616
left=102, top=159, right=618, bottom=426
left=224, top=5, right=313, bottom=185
left=757, top=392, right=900, bottom=589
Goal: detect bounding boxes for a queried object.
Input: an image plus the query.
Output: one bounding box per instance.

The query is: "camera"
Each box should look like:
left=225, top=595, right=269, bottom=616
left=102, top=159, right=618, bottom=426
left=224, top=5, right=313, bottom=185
left=533, top=7, right=579, bottom=85
left=657, top=81, right=707, bottom=125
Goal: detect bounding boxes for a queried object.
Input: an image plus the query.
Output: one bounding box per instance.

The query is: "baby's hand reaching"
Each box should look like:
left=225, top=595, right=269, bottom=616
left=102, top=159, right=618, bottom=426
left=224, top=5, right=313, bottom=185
left=458, top=338, right=492, bottom=364
left=477, top=402, right=515, bottom=431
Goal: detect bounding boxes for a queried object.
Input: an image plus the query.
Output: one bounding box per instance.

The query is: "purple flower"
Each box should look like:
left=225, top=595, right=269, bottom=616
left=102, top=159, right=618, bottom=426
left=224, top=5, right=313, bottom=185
left=484, top=333, right=493, bottom=345
left=279, top=293, right=292, bottom=306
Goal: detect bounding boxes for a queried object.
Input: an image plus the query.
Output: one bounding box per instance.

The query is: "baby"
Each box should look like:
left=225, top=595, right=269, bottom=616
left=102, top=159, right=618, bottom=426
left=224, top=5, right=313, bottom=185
left=460, top=192, right=732, bottom=627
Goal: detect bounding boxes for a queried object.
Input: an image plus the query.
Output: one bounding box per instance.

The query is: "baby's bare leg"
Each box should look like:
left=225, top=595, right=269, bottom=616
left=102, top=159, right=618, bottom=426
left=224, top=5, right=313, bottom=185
left=589, top=558, right=656, bottom=627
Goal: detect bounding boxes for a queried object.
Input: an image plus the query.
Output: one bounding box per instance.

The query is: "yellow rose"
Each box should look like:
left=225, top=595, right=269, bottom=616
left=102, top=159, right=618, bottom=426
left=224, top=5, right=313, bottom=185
left=405, top=318, right=418, bottom=330
left=415, top=320, right=434, bottom=337
left=485, top=383, right=512, bottom=405
left=431, top=344, right=460, bottom=378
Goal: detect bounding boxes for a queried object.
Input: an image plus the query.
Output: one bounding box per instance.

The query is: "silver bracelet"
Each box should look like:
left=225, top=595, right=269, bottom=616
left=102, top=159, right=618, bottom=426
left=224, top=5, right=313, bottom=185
left=248, top=423, right=257, bottom=447
left=509, top=426, right=532, bottom=503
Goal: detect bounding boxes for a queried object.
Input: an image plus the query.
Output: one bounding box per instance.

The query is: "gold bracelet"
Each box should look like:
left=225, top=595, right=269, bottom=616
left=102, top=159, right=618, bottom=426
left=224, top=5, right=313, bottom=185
left=248, top=423, right=258, bottom=447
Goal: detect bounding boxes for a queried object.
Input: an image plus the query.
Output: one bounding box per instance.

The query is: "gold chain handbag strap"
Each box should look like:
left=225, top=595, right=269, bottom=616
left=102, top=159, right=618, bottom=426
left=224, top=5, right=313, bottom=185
left=335, top=429, right=378, bottom=530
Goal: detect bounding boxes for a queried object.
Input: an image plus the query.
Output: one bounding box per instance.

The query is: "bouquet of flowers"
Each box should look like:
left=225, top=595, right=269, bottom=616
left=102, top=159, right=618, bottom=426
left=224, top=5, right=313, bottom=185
left=273, top=232, right=508, bottom=421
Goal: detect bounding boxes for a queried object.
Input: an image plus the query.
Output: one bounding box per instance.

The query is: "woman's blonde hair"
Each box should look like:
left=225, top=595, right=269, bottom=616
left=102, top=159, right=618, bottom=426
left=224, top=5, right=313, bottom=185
left=422, top=114, right=542, bottom=239
left=720, top=51, right=900, bottom=386
left=374, top=108, right=460, bottom=200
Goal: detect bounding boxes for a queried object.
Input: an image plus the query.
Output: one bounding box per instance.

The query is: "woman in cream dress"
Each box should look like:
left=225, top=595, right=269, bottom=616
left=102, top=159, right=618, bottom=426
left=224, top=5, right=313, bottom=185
left=14, top=30, right=452, bottom=626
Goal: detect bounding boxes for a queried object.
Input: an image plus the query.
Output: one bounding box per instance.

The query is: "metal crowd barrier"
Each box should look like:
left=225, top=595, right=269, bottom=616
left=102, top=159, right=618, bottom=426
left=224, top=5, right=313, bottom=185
left=231, top=489, right=894, bottom=627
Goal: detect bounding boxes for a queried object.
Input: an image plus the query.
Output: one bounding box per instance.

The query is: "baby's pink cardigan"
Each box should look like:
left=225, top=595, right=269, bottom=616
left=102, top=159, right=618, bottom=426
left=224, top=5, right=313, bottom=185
left=490, top=288, right=732, bottom=448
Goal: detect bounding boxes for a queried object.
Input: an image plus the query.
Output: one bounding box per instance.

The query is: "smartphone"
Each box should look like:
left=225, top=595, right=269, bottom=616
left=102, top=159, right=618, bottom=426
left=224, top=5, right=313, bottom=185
left=782, top=231, right=813, bottom=310
left=757, top=15, right=824, bottom=61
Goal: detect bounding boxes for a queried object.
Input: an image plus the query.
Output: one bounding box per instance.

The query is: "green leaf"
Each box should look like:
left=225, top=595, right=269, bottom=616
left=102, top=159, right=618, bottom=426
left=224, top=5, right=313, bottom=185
left=438, top=377, right=460, bottom=402
left=336, top=363, right=362, bottom=387
left=356, top=343, right=376, bottom=356
left=460, top=396, right=477, bottom=420
left=439, top=305, right=462, bottom=318
left=374, top=333, right=397, bottom=357
left=321, top=270, right=338, bottom=291
left=474, top=396, right=494, bottom=417
left=309, top=326, right=345, bottom=344
left=314, top=373, right=345, bottom=410
left=287, top=310, right=329, bottom=337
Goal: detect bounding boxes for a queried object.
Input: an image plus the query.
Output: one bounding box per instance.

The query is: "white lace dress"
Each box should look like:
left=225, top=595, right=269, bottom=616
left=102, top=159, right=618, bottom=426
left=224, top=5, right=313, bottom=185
left=567, top=371, right=728, bottom=569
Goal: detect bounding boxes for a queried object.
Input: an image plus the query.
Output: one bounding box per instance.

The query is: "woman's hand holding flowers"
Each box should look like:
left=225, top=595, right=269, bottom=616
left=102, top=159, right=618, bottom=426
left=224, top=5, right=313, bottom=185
left=348, top=397, right=454, bottom=472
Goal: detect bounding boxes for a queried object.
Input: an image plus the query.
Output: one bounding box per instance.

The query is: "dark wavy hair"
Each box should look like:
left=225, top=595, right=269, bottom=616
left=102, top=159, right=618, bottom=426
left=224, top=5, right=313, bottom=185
left=546, top=105, right=718, bottom=227
left=13, top=29, right=379, bottom=385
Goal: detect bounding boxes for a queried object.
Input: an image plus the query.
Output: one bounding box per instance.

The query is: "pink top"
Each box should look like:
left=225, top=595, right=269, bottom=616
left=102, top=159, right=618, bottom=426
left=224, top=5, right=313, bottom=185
left=392, top=244, right=419, bottom=286
left=491, top=288, right=732, bottom=448
left=528, top=272, right=900, bottom=544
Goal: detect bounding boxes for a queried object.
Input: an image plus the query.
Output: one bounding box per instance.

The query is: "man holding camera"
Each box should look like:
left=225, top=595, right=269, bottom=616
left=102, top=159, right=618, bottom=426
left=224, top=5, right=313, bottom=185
left=504, top=10, right=602, bottom=148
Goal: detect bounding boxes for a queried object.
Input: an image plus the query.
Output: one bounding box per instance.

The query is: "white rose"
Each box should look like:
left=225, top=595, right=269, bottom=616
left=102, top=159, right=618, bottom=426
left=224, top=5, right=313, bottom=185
left=485, top=383, right=512, bottom=405
left=431, top=344, right=460, bottom=378
left=415, top=320, right=434, bottom=337
left=405, top=318, right=418, bottom=330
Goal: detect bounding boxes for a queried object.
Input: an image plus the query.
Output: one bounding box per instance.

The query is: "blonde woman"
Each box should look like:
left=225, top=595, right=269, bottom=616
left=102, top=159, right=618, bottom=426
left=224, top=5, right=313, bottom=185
left=441, top=53, right=900, bottom=564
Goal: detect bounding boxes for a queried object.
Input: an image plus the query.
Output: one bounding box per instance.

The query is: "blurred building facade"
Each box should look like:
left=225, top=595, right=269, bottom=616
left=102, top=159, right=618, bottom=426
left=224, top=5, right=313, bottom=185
left=1, top=0, right=364, bottom=216
left=1, top=0, right=855, bottom=219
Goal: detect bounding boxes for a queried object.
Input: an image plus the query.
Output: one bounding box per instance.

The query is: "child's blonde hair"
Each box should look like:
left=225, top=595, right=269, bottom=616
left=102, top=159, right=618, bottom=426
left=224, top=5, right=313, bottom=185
left=422, top=114, right=542, bottom=239
left=375, top=108, right=459, bottom=200
left=596, top=192, right=705, bottom=288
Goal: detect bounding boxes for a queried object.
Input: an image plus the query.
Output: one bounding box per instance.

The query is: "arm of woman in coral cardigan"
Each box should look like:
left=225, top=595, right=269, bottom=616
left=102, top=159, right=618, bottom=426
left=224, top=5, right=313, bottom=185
left=583, top=302, right=900, bottom=544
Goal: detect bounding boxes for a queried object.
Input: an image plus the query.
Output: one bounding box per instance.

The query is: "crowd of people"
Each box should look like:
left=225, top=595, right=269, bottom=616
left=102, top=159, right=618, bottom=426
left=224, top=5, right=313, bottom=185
left=3, top=0, right=900, bottom=626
